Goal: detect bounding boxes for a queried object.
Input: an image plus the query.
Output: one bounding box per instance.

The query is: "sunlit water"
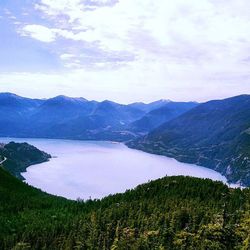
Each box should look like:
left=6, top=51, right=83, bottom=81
left=0, top=138, right=236, bottom=200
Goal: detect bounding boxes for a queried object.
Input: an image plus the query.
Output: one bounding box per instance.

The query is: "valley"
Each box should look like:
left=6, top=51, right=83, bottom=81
left=1, top=0, right=250, bottom=248
left=0, top=93, right=250, bottom=188
left=0, top=93, right=250, bottom=249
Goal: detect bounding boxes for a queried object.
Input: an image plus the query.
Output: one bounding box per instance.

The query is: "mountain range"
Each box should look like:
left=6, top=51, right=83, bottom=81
left=0, top=92, right=197, bottom=141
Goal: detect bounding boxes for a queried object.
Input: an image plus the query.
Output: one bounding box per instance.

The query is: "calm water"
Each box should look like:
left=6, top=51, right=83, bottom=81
left=0, top=138, right=231, bottom=200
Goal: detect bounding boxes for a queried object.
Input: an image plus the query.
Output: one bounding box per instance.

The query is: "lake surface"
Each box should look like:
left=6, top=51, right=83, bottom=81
left=0, top=138, right=231, bottom=200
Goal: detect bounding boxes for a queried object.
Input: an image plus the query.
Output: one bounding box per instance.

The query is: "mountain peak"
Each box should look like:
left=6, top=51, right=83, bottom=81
left=46, top=95, right=88, bottom=104
left=54, top=95, right=87, bottom=101
left=153, top=99, right=172, bottom=104
left=0, top=92, right=22, bottom=99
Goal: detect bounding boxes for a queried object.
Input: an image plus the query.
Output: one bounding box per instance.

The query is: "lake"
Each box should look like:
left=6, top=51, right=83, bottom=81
left=0, top=138, right=231, bottom=200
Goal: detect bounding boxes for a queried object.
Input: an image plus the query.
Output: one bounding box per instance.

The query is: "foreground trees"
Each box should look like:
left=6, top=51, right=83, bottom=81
left=0, top=167, right=249, bottom=249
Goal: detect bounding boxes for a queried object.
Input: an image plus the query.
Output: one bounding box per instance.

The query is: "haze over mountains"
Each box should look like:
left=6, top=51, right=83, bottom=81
left=0, top=92, right=197, bottom=141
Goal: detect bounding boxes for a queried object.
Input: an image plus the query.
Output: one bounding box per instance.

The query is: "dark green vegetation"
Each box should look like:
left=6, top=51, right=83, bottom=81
left=128, top=95, right=250, bottom=186
left=0, top=93, right=197, bottom=141
left=0, top=142, right=51, bottom=179
left=1, top=164, right=250, bottom=250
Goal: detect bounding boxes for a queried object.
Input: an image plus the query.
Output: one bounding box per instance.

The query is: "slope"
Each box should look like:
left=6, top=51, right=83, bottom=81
left=127, top=95, right=250, bottom=186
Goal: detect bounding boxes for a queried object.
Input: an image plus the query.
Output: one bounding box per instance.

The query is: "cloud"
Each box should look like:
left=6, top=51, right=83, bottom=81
left=83, top=0, right=119, bottom=8
left=60, top=54, right=75, bottom=60
left=24, top=0, right=250, bottom=64
left=21, top=24, right=57, bottom=42
left=0, top=57, right=249, bottom=103
left=1, top=0, right=250, bottom=102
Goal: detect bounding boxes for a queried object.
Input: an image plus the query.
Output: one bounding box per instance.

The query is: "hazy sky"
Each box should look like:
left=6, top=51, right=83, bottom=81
left=0, top=0, right=250, bottom=103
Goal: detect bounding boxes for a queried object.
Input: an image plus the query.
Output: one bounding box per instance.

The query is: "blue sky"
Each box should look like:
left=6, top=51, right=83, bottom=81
left=0, top=0, right=250, bottom=103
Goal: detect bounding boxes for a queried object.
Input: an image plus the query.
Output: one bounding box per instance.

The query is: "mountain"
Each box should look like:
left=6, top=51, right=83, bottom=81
left=26, top=96, right=98, bottom=138
left=28, top=95, right=96, bottom=124
left=127, top=95, right=250, bottom=186
left=1, top=159, right=249, bottom=249
left=26, top=99, right=144, bottom=141
left=0, top=93, right=199, bottom=142
left=128, top=99, right=172, bottom=112
left=90, top=100, right=144, bottom=127
left=129, top=102, right=198, bottom=134
left=0, top=93, right=146, bottom=141
left=0, top=142, right=51, bottom=179
left=0, top=93, right=44, bottom=136
left=0, top=92, right=43, bottom=107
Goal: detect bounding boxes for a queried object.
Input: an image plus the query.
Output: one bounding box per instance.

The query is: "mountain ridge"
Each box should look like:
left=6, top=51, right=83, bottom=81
left=0, top=92, right=197, bottom=141
left=127, top=94, right=250, bottom=186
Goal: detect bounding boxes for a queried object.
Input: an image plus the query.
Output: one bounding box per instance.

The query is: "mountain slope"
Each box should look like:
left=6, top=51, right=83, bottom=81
left=127, top=95, right=250, bottom=186
left=0, top=93, right=145, bottom=141
left=26, top=96, right=98, bottom=138
left=128, top=99, right=172, bottom=112
left=0, top=92, right=200, bottom=141
left=27, top=99, right=144, bottom=141
left=0, top=93, right=44, bottom=136
left=129, top=102, right=198, bottom=134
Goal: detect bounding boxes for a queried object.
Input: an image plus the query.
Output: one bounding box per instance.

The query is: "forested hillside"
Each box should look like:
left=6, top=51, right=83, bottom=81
left=0, top=142, right=51, bottom=179
left=0, top=165, right=250, bottom=250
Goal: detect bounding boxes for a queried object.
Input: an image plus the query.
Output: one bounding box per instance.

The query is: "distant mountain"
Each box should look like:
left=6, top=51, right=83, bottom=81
left=91, top=100, right=144, bottom=127
left=0, top=92, right=43, bottom=108
left=127, top=95, right=250, bottom=186
left=0, top=93, right=45, bottom=136
left=129, top=102, right=198, bottom=134
left=27, top=95, right=97, bottom=137
left=128, top=99, right=172, bottom=112
left=0, top=93, right=147, bottom=141
left=29, top=99, right=145, bottom=141
left=0, top=93, right=198, bottom=141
